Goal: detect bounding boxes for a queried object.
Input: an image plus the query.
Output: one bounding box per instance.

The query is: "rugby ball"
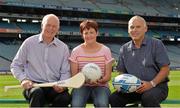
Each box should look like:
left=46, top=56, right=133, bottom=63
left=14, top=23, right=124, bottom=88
left=112, top=74, right=141, bottom=93
left=81, top=63, right=102, bottom=82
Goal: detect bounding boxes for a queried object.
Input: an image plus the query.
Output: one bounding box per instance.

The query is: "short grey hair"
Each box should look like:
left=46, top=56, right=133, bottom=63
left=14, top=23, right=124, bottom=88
left=41, top=14, right=60, bottom=25
left=128, top=15, right=147, bottom=27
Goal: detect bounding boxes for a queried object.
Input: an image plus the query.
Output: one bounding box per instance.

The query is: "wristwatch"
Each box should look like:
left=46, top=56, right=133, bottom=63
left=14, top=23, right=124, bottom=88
left=150, top=81, right=156, bottom=87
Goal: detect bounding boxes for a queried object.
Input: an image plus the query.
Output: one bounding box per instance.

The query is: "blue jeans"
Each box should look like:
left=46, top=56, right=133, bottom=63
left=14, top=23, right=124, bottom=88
left=71, top=86, right=110, bottom=107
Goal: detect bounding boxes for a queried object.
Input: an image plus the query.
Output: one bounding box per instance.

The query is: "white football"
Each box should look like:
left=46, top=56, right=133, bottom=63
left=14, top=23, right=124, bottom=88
left=112, top=74, right=141, bottom=93
left=81, top=63, right=102, bottom=82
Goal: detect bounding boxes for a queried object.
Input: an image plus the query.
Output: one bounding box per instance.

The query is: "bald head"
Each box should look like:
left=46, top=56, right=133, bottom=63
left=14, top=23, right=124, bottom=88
left=128, top=16, right=148, bottom=44
left=41, top=14, right=60, bottom=27
left=128, top=15, right=147, bottom=28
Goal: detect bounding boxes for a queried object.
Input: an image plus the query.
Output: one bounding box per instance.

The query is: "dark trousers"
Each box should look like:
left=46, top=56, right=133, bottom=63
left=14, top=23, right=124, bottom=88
left=109, top=83, right=168, bottom=107
left=23, top=87, right=71, bottom=107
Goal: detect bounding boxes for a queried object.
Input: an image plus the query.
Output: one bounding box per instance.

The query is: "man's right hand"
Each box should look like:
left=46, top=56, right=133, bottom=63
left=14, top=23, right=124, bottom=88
left=21, top=79, right=33, bottom=89
left=136, top=81, right=153, bottom=93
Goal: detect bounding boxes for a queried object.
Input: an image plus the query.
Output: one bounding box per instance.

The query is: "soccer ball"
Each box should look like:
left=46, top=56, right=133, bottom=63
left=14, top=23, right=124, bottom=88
left=81, top=63, right=102, bottom=82
left=112, top=74, right=141, bottom=93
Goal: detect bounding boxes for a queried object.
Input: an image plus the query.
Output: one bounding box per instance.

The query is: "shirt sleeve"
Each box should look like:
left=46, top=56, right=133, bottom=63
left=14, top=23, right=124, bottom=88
left=59, top=45, right=71, bottom=81
left=116, top=46, right=127, bottom=73
left=154, top=40, right=170, bottom=68
left=10, top=40, right=28, bottom=82
left=104, top=46, right=114, bottom=64
left=69, top=48, right=78, bottom=63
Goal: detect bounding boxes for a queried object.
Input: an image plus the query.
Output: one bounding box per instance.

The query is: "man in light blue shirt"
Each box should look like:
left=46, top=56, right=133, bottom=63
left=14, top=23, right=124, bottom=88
left=11, top=14, right=71, bottom=107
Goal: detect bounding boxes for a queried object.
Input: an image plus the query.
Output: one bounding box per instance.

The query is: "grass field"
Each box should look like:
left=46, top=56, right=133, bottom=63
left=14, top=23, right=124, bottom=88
left=0, top=70, right=180, bottom=107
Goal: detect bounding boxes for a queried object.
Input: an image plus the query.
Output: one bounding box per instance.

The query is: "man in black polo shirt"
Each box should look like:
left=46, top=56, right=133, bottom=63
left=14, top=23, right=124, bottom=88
left=109, top=15, right=170, bottom=107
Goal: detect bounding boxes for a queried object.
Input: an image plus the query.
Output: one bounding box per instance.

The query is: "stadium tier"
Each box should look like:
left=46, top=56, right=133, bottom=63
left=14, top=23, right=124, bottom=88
left=0, top=39, right=180, bottom=71
left=1, top=0, right=180, bottom=17
left=0, top=21, right=179, bottom=38
left=0, top=0, right=180, bottom=71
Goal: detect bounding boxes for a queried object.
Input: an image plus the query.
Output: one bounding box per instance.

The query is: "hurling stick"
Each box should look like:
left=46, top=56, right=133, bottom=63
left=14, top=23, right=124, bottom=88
left=4, top=72, right=85, bottom=92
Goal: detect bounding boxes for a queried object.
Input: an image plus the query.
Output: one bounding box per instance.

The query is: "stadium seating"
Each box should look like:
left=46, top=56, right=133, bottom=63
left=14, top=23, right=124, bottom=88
left=0, top=39, right=180, bottom=71
left=1, top=21, right=178, bottom=39
left=16, top=22, right=40, bottom=34
left=0, top=0, right=179, bottom=71
left=0, top=22, right=18, bottom=29
left=0, top=57, right=11, bottom=72
left=2, top=0, right=180, bottom=17
left=166, top=45, right=180, bottom=67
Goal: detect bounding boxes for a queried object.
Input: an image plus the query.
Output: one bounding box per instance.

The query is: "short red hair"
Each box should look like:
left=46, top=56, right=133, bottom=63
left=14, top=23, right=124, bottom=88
left=80, top=19, right=98, bottom=34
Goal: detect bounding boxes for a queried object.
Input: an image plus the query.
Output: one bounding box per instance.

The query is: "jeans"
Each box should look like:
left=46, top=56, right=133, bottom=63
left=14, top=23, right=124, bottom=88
left=71, top=86, right=110, bottom=107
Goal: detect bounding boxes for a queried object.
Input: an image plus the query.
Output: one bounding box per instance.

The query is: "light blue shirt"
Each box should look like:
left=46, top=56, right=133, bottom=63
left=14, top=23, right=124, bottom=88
left=11, top=34, right=71, bottom=83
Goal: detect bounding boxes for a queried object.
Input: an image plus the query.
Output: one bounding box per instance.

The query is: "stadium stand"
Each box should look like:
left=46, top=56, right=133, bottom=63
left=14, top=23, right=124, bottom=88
left=166, top=45, right=180, bottom=67
left=0, top=57, right=11, bottom=73
left=16, top=22, right=40, bottom=34
left=0, top=0, right=179, bottom=72
left=1, top=0, right=179, bottom=17
left=0, top=21, right=18, bottom=29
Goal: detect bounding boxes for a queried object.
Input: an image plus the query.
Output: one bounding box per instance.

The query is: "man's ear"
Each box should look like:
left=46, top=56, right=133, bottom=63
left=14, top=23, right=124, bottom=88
left=41, top=23, right=43, bottom=30
left=145, top=26, right=148, bottom=33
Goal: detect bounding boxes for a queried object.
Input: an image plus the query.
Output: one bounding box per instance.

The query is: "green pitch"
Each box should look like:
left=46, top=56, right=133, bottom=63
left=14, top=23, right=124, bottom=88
left=0, top=70, right=180, bottom=107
